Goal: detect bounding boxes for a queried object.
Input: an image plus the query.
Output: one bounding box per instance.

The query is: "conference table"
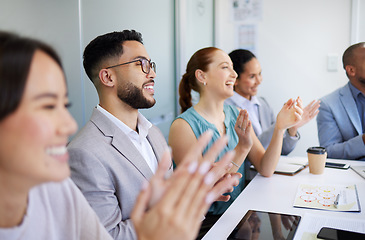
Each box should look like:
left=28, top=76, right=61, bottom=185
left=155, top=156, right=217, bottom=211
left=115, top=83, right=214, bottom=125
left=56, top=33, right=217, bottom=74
left=202, top=158, right=365, bottom=240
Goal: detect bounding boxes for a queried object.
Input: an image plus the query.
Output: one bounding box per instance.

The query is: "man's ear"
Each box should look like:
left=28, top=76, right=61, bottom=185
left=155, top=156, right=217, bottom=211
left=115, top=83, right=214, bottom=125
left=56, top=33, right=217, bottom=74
left=98, top=69, right=115, bottom=87
left=345, top=65, right=356, bottom=77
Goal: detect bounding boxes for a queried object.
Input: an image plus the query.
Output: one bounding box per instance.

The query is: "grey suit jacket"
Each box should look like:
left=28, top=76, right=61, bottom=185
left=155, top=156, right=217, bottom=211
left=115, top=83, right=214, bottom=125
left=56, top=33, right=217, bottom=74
left=68, top=108, right=172, bottom=240
left=225, top=95, right=299, bottom=155
left=317, top=83, right=365, bottom=160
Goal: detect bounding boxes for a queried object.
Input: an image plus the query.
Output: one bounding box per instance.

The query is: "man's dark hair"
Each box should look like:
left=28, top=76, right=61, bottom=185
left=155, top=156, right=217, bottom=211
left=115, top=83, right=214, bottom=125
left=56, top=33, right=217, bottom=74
left=83, top=30, right=143, bottom=84
left=342, top=42, right=365, bottom=69
left=229, top=49, right=256, bottom=79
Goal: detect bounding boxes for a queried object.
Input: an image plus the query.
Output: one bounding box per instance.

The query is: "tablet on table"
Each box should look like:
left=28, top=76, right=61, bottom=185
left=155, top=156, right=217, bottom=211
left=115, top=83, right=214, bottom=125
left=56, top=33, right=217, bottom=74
left=227, top=210, right=301, bottom=240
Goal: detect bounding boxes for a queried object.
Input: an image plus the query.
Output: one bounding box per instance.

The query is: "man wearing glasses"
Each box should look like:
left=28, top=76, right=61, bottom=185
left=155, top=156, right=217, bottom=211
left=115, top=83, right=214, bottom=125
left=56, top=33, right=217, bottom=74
left=68, top=30, right=170, bottom=240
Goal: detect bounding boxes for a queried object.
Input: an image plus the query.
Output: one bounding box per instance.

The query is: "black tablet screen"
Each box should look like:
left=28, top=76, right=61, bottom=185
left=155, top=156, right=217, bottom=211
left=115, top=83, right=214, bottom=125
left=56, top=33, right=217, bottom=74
left=228, top=210, right=301, bottom=240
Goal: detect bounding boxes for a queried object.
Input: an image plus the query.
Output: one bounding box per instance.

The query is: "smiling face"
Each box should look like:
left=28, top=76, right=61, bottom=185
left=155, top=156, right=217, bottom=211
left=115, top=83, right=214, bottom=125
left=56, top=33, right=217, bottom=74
left=0, top=50, right=77, bottom=186
left=203, top=50, right=238, bottom=99
left=112, top=41, right=157, bottom=109
left=234, top=57, right=262, bottom=100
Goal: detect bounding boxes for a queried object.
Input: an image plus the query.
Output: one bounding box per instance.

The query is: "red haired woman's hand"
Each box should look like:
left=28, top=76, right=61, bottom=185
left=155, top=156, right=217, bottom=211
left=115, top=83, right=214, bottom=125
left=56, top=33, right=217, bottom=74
left=235, top=109, right=253, bottom=152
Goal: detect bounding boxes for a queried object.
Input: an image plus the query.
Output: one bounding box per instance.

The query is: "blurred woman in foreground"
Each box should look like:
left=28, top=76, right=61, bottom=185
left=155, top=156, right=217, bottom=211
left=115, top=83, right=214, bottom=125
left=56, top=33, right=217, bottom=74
left=0, top=32, right=238, bottom=240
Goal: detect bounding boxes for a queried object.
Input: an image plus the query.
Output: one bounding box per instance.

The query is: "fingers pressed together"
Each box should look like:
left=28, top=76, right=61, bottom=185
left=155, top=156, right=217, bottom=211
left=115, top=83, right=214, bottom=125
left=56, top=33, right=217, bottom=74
left=131, top=130, right=242, bottom=240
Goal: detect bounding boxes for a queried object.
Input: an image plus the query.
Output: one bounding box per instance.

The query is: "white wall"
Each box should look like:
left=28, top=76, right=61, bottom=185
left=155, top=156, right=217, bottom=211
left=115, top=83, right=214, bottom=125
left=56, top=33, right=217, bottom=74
left=0, top=0, right=82, bottom=126
left=0, top=0, right=176, bottom=138
left=351, top=0, right=365, bottom=43
left=1, top=0, right=363, bottom=150
left=215, top=0, right=352, bottom=156
left=175, top=0, right=215, bottom=107
left=80, top=0, right=175, bottom=137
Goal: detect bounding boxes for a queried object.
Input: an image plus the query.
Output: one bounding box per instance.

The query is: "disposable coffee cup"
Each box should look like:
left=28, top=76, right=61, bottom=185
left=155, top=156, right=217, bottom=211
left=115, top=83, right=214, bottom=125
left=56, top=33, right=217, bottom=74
left=307, top=147, right=327, bottom=174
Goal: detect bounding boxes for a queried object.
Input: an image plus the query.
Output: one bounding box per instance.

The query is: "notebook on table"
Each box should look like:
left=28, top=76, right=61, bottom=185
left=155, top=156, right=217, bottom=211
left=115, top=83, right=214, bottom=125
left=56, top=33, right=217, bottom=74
left=250, top=156, right=308, bottom=176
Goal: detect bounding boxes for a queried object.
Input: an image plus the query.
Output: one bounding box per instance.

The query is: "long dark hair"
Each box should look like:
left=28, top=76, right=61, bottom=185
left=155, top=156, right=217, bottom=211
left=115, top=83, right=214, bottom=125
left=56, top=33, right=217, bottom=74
left=0, top=31, right=63, bottom=121
left=179, top=47, right=220, bottom=113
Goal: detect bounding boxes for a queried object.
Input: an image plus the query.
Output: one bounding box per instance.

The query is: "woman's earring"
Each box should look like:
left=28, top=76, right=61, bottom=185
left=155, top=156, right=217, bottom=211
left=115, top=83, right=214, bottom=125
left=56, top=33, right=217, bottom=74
left=203, top=82, right=207, bottom=86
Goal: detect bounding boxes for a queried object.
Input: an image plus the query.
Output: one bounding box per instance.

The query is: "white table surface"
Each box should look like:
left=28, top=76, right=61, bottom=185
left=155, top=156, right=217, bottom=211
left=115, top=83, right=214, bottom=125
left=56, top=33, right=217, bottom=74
left=202, top=158, right=365, bottom=240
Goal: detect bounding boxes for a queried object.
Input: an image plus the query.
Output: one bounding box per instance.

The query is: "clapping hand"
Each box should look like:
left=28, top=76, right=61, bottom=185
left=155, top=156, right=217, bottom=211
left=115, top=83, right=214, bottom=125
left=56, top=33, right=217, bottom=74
left=276, top=97, right=304, bottom=131
left=234, top=109, right=253, bottom=152
left=131, top=131, right=241, bottom=240
left=293, top=99, right=320, bottom=129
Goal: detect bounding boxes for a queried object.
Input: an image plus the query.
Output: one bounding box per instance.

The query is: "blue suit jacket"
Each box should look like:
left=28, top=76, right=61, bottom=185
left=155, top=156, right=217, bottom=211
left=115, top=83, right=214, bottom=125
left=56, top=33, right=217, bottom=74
left=317, top=82, right=365, bottom=160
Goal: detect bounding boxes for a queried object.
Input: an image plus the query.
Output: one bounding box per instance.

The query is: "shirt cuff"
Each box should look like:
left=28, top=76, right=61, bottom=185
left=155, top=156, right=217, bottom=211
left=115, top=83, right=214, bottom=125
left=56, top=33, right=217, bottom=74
left=287, top=129, right=300, bottom=140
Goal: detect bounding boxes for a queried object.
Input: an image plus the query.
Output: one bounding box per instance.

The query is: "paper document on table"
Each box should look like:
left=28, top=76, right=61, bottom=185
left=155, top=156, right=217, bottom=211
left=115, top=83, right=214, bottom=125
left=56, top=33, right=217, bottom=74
left=293, top=183, right=360, bottom=212
left=293, top=213, right=365, bottom=240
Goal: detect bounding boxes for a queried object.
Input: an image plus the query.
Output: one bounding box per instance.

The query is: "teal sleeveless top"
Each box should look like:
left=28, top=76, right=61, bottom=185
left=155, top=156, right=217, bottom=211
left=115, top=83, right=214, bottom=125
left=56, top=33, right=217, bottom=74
left=175, top=104, right=246, bottom=215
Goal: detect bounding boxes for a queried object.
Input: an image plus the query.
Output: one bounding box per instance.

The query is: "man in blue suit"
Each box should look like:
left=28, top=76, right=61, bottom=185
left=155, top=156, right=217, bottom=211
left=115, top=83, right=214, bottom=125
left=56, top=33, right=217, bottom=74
left=317, top=42, right=365, bottom=160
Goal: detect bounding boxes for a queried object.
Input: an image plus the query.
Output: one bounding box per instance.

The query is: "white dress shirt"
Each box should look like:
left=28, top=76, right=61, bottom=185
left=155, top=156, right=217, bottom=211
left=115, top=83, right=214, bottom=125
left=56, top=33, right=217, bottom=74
left=97, top=105, right=158, bottom=173
left=226, top=92, right=263, bottom=135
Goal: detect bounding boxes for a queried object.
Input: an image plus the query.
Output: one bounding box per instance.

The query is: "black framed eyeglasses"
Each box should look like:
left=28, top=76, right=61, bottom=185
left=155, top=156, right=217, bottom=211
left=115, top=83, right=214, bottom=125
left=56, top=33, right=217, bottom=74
left=106, top=58, right=156, bottom=74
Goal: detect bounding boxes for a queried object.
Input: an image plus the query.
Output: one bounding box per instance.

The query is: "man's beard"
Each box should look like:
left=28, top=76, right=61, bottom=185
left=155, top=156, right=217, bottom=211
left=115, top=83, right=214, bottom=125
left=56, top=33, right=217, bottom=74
left=117, top=82, right=156, bottom=109
left=358, top=77, right=365, bottom=85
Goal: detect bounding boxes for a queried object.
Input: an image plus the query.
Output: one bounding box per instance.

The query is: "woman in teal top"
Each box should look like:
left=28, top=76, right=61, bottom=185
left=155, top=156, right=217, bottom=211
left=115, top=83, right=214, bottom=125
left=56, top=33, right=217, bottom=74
left=177, top=104, right=244, bottom=215
left=169, top=47, right=304, bottom=238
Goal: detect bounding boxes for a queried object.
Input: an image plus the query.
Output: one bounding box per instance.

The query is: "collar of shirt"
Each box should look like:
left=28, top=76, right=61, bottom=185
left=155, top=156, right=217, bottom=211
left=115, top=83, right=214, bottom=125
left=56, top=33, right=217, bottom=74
left=96, top=105, right=152, bottom=143
left=229, top=91, right=261, bottom=109
left=229, top=92, right=262, bottom=135
left=349, top=82, right=365, bottom=101
left=250, top=95, right=261, bottom=106
left=96, top=105, right=158, bottom=173
left=348, top=82, right=365, bottom=133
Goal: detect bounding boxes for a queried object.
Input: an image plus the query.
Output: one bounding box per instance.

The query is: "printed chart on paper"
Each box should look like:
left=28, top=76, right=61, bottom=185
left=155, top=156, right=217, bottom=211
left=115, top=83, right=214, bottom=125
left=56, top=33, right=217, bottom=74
left=293, top=184, right=360, bottom=212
